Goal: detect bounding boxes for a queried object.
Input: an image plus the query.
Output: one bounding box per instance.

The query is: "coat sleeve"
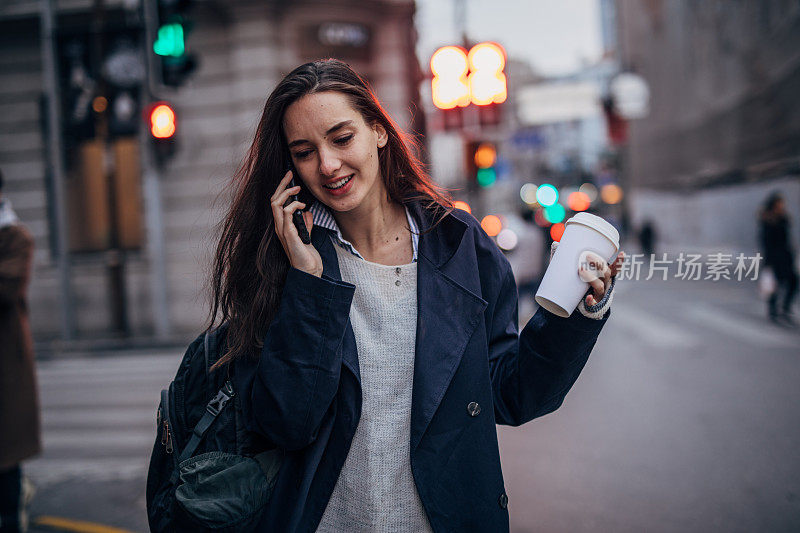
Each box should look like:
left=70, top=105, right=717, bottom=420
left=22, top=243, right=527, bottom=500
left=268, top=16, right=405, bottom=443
left=233, top=267, right=355, bottom=450
left=488, top=260, right=608, bottom=426
left=0, top=227, right=33, bottom=306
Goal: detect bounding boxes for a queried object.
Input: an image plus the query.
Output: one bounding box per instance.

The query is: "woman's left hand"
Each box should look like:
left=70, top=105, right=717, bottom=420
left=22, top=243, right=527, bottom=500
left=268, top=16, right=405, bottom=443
left=579, top=251, right=626, bottom=306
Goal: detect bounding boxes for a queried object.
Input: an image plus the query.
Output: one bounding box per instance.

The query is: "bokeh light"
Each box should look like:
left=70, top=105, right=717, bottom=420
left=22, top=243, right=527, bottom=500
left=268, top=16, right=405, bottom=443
left=496, top=228, right=518, bottom=251
left=92, top=96, right=108, bottom=113
left=579, top=182, right=598, bottom=202
left=480, top=214, right=502, bottom=236
left=559, top=187, right=577, bottom=205
left=476, top=167, right=496, bottom=188
left=567, top=191, right=591, bottom=211
left=600, top=184, right=624, bottom=204
left=453, top=200, right=471, bottom=214
left=536, top=184, right=558, bottom=207
left=533, top=208, right=550, bottom=227
left=550, top=223, right=565, bottom=241
left=474, top=143, right=497, bottom=168
left=519, top=183, right=538, bottom=204
left=544, top=203, right=566, bottom=224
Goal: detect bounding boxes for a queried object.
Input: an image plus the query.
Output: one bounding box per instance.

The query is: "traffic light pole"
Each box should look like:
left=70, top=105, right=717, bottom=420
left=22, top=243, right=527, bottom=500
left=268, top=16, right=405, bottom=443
left=141, top=0, right=172, bottom=339
left=92, top=0, right=130, bottom=337
left=41, top=0, right=76, bottom=340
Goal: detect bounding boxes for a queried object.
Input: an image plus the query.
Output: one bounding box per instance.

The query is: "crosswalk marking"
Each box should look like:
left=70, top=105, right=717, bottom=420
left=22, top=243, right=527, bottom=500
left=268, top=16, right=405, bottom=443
left=609, top=301, right=797, bottom=350
left=30, top=352, right=180, bottom=488
left=685, top=304, right=797, bottom=348
left=25, top=458, right=148, bottom=485
left=43, top=430, right=154, bottom=450
left=42, top=407, right=155, bottom=428
left=609, top=304, right=701, bottom=349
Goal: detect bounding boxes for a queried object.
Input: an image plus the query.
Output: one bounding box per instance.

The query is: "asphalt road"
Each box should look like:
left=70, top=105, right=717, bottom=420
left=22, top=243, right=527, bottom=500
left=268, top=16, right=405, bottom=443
left=24, top=275, right=800, bottom=532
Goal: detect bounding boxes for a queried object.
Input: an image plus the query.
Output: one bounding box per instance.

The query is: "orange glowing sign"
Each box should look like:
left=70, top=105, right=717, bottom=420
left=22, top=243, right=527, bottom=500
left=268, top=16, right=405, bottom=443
left=467, top=42, right=507, bottom=106
left=431, top=46, right=470, bottom=110
left=431, top=42, right=507, bottom=110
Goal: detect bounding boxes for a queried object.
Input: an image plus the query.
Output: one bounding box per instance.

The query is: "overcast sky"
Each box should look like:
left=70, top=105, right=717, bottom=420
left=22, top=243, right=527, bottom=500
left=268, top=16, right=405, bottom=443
left=415, top=0, right=603, bottom=77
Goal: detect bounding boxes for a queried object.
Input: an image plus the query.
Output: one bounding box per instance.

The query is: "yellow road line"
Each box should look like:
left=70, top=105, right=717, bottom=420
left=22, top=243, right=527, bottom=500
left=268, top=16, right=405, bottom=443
left=34, top=516, right=136, bottom=533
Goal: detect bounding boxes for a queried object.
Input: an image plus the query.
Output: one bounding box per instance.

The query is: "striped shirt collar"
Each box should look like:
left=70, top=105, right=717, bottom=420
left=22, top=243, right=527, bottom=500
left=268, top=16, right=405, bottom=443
left=310, top=201, right=419, bottom=263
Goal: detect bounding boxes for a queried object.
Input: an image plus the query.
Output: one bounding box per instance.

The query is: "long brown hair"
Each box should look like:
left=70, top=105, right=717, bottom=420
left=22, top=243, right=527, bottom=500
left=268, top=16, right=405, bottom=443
left=208, top=59, right=452, bottom=369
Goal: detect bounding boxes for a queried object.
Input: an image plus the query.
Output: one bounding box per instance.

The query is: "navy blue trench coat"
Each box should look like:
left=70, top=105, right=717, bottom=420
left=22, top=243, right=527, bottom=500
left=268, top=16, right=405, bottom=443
left=234, top=200, right=609, bottom=532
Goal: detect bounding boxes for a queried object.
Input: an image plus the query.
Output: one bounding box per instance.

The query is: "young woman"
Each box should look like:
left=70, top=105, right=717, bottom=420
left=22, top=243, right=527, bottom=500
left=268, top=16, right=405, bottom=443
left=211, top=59, right=623, bottom=532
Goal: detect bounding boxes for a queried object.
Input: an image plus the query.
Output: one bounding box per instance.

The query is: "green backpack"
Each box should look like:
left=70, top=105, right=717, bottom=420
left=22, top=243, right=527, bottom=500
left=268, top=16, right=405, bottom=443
left=146, top=324, right=284, bottom=532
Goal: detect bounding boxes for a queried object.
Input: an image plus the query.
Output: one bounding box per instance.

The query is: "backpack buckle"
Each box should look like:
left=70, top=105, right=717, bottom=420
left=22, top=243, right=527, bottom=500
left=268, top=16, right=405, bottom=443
left=206, top=384, right=233, bottom=416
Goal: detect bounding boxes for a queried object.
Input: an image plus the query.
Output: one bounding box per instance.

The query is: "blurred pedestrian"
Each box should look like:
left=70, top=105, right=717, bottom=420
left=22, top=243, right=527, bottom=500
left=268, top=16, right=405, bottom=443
left=759, top=193, right=798, bottom=324
left=193, top=59, right=623, bottom=531
left=0, top=169, right=40, bottom=532
left=638, top=220, right=657, bottom=259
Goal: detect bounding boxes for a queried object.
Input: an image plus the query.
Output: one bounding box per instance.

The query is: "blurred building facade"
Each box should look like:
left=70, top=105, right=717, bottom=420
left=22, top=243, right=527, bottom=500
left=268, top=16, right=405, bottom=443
left=0, top=0, right=422, bottom=342
left=615, top=0, right=800, bottom=254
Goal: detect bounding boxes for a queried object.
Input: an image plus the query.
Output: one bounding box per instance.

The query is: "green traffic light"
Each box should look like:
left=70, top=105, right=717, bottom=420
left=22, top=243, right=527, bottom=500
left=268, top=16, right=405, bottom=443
left=477, top=167, right=496, bottom=188
left=153, top=23, right=185, bottom=57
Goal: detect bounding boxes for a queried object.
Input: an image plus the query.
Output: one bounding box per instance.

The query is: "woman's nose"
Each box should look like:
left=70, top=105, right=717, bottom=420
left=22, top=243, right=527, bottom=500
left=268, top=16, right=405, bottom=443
left=318, top=147, right=342, bottom=177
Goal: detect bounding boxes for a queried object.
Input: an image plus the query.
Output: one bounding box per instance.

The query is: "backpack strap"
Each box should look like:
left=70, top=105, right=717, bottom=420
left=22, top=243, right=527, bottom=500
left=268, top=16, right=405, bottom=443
left=204, top=330, right=211, bottom=377
left=169, top=380, right=235, bottom=483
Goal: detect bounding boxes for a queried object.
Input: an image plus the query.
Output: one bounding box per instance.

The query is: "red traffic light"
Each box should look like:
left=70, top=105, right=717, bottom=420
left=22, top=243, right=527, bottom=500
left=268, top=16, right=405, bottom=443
left=149, top=102, right=176, bottom=139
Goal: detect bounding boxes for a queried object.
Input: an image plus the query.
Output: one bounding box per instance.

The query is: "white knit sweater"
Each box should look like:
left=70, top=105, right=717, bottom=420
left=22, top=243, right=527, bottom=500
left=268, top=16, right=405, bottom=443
left=316, top=240, right=433, bottom=532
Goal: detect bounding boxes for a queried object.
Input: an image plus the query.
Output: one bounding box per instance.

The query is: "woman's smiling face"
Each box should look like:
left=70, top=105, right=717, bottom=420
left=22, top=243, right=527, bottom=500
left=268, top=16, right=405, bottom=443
left=283, top=91, right=388, bottom=213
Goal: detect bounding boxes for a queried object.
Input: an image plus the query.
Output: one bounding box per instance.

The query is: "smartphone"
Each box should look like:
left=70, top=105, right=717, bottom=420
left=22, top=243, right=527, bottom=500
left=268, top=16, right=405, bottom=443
left=285, top=157, right=313, bottom=244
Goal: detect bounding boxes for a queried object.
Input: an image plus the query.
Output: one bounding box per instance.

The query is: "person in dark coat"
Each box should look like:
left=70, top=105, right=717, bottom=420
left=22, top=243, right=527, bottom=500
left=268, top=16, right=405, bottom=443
left=0, top=169, right=40, bottom=532
left=759, top=193, right=798, bottom=323
left=638, top=220, right=656, bottom=259
left=205, top=60, right=624, bottom=532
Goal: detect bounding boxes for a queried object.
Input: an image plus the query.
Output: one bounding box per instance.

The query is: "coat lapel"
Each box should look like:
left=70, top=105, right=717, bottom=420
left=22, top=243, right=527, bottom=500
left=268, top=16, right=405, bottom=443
left=408, top=202, right=488, bottom=453
left=311, top=225, right=361, bottom=384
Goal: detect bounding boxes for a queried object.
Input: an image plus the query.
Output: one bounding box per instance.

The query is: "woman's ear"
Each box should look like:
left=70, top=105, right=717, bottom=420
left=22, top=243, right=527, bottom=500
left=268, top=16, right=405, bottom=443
left=373, top=122, right=388, bottom=148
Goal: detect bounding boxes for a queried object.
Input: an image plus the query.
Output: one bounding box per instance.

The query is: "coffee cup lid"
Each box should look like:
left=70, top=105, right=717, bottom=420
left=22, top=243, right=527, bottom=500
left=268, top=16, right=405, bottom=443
left=565, top=212, right=620, bottom=250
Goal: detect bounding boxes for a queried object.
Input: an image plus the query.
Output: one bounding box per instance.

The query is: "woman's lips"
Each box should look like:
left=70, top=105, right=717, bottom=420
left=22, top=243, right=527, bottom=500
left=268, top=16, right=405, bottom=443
left=322, top=175, right=354, bottom=196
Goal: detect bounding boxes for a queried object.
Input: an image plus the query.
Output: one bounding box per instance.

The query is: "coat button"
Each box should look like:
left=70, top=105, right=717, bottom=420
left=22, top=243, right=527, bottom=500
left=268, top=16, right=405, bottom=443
left=499, top=493, right=508, bottom=509
left=467, top=401, right=481, bottom=417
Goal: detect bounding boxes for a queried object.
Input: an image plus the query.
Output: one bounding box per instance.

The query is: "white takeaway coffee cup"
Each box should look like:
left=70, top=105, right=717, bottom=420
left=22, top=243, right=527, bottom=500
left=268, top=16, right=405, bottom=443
left=535, top=212, right=620, bottom=318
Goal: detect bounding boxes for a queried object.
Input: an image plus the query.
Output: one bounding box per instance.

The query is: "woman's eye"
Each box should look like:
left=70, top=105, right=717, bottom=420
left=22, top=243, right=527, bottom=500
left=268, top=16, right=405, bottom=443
left=294, top=150, right=312, bottom=159
left=334, top=134, right=354, bottom=145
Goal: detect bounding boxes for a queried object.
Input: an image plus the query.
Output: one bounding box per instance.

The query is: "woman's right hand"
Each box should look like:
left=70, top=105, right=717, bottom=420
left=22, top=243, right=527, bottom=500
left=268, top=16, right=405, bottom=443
left=270, top=171, right=323, bottom=277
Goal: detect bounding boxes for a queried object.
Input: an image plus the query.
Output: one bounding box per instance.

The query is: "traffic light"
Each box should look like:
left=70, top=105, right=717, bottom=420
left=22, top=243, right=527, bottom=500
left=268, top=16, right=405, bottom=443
left=58, top=26, right=147, bottom=143
left=466, top=141, right=497, bottom=188
left=150, top=103, right=176, bottom=138
left=149, top=101, right=177, bottom=164
left=153, top=0, right=197, bottom=87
